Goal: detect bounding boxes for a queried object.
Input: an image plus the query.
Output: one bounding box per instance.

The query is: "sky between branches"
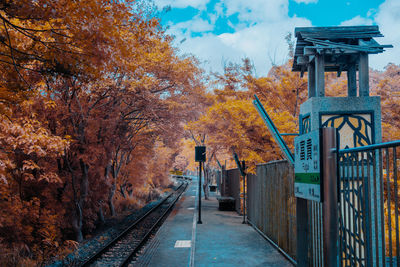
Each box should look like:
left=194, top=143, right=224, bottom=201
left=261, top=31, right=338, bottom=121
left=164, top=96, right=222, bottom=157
left=154, top=0, right=400, bottom=76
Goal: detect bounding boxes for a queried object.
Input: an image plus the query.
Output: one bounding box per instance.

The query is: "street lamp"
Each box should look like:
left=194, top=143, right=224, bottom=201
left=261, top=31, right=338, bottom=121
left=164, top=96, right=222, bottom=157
left=195, top=146, right=206, bottom=224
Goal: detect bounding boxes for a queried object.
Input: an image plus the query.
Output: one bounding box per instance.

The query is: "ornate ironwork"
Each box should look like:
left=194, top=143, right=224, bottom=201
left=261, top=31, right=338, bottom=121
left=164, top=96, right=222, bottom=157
left=338, top=153, right=368, bottom=267
left=322, top=114, right=373, bottom=148
left=302, top=115, right=311, bottom=134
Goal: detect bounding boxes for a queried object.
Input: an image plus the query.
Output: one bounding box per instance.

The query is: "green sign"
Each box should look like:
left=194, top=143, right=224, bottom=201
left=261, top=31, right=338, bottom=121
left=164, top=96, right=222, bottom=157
left=294, top=129, right=321, bottom=202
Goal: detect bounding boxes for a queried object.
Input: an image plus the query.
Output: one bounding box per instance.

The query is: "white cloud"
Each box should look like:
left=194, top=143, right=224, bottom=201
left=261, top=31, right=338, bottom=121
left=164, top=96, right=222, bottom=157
left=164, top=0, right=312, bottom=76
left=171, top=20, right=311, bottom=75
left=340, top=16, right=373, bottom=26
left=160, top=0, right=399, bottom=75
left=370, top=0, right=400, bottom=69
left=221, top=0, right=289, bottom=23
left=339, top=0, right=400, bottom=70
left=293, top=0, right=318, bottom=4
left=154, top=0, right=210, bottom=10
left=174, top=17, right=214, bottom=33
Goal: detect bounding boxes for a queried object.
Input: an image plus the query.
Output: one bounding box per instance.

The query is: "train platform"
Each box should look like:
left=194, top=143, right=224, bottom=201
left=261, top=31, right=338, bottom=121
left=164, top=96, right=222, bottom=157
left=135, top=178, right=293, bottom=267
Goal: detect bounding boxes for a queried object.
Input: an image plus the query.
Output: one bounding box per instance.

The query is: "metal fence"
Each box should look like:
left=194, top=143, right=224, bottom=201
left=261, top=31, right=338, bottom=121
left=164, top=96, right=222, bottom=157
left=221, top=140, right=400, bottom=267
left=247, top=160, right=297, bottom=263
left=307, top=200, right=323, bottom=267
left=338, top=140, right=400, bottom=267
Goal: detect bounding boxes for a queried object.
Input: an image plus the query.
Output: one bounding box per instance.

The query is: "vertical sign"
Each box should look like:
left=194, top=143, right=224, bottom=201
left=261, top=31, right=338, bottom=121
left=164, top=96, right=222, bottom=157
left=195, top=146, right=206, bottom=162
left=294, top=129, right=321, bottom=202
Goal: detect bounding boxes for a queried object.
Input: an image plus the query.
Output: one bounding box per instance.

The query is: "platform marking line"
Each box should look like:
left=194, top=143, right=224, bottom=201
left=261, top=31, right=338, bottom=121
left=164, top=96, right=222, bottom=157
left=189, top=183, right=198, bottom=267
left=175, top=240, right=191, bottom=248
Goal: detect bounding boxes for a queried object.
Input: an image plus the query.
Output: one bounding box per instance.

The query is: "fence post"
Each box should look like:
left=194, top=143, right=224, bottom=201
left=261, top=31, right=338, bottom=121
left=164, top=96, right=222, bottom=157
left=296, top=198, right=308, bottom=266
left=322, top=127, right=338, bottom=267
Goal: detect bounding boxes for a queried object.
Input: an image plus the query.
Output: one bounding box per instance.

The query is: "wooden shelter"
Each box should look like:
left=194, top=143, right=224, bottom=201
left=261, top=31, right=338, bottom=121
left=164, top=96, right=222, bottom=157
left=292, top=26, right=392, bottom=97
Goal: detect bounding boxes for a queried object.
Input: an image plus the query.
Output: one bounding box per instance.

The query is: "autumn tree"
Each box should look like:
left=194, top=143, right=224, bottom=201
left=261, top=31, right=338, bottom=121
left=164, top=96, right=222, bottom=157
left=186, top=59, right=307, bottom=172
left=0, top=0, right=206, bottom=263
left=187, top=58, right=400, bottom=175
left=371, top=64, right=400, bottom=141
left=0, top=100, right=73, bottom=264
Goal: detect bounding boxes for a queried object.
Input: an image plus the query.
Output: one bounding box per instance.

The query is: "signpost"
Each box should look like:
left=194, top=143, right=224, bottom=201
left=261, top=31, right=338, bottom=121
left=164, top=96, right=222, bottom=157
left=195, top=146, right=206, bottom=224
left=294, top=129, right=321, bottom=202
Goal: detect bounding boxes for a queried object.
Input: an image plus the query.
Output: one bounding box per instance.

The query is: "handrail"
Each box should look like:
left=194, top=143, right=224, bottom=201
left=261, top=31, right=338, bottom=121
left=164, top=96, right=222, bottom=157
left=338, top=140, right=400, bottom=154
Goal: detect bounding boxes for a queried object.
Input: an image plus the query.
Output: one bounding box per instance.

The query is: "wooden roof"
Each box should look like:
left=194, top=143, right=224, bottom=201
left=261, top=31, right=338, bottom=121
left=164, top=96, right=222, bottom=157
left=292, top=26, right=392, bottom=72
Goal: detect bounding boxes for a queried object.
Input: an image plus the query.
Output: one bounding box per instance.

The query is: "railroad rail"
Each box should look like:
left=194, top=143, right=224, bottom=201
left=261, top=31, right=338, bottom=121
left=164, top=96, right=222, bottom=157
left=80, top=181, right=188, bottom=267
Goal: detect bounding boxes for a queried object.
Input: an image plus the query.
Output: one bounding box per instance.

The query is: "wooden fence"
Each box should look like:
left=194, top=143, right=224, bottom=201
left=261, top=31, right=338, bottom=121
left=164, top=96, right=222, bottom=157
left=247, top=160, right=297, bottom=262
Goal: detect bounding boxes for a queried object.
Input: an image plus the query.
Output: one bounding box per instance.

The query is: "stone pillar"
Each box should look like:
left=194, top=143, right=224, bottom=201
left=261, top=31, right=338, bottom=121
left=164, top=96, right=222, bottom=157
left=347, top=64, right=357, bottom=97
left=315, top=54, right=325, bottom=97
left=308, top=63, right=316, bottom=98
left=359, top=53, right=369, bottom=97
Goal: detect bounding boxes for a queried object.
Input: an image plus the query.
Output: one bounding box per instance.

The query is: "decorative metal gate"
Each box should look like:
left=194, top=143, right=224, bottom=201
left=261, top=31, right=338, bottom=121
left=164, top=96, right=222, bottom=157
left=338, top=140, right=400, bottom=267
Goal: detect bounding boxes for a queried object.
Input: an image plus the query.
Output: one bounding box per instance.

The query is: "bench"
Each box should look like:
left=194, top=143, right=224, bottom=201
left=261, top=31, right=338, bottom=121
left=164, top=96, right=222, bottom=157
left=216, top=196, right=235, bottom=211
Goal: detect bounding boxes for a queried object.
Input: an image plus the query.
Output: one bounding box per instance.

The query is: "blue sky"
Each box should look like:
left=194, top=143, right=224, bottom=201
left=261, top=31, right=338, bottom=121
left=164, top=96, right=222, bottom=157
left=154, top=0, right=400, bottom=76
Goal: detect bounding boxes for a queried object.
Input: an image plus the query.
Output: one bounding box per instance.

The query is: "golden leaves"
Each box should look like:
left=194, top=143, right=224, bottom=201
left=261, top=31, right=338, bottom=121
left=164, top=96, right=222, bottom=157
left=185, top=61, right=304, bottom=173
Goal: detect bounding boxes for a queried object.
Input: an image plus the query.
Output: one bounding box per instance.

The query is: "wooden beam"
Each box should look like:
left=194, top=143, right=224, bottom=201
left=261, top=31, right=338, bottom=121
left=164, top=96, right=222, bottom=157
left=315, top=54, right=325, bottom=97
left=347, top=64, right=357, bottom=97
left=308, top=63, right=316, bottom=98
left=305, top=38, right=382, bottom=53
left=359, top=53, right=369, bottom=96
left=297, top=56, right=309, bottom=65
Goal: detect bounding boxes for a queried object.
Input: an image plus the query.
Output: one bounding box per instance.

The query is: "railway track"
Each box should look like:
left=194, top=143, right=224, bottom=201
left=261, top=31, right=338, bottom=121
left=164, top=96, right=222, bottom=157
left=80, top=181, right=188, bottom=267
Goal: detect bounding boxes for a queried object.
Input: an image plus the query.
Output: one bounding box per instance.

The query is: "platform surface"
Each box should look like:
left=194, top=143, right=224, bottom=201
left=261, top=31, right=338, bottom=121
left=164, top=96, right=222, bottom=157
left=135, top=178, right=293, bottom=267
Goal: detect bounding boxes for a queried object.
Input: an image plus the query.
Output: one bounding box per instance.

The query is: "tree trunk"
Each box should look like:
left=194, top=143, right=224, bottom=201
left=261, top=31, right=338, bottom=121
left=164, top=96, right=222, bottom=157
left=97, top=204, right=105, bottom=226
left=72, top=203, right=83, bottom=242
left=119, top=184, right=127, bottom=199
left=108, top=152, right=125, bottom=216
left=108, top=183, right=116, bottom=216
left=70, top=159, right=89, bottom=242
left=203, top=165, right=209, bottom=200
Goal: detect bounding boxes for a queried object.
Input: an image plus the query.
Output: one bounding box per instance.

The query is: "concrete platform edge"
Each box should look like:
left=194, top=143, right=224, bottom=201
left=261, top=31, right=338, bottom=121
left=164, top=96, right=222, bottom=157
left=248, top=220, right=296, bottom=266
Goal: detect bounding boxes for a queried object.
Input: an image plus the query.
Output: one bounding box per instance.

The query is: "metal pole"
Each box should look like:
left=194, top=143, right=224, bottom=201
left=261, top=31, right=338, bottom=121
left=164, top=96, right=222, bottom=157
left=322, top=127, right=338, bottom=267
left=223, top=161, right=226, bottom=196
left=198, top=161, right=202, bottom=224
left=242, top=160, right=246, bottom=224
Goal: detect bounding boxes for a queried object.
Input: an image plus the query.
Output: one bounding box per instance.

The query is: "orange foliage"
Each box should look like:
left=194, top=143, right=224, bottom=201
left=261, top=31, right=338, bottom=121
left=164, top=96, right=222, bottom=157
left=0, top=0, right=205, bottom=263
left=186, top=60, right=307, bottom=172
left=187, top=60, right=400, bottom=173
left=0, top=103, right=73, bottom=263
